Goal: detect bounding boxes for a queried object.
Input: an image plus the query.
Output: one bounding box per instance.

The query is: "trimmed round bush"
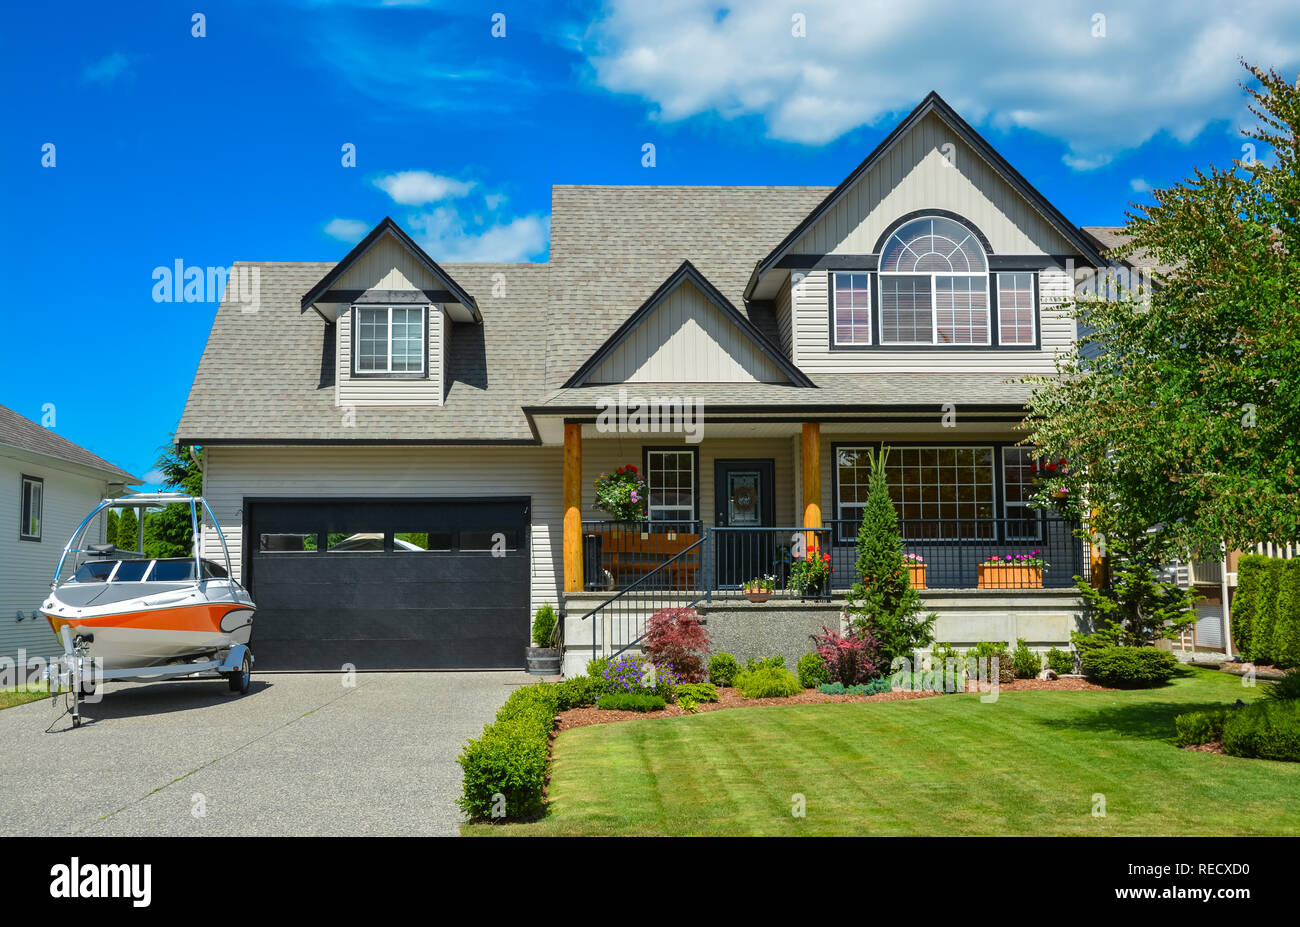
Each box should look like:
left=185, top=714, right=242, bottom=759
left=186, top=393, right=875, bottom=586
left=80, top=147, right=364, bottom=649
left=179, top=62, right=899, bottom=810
left=735, top=665, right=802, bottom=699
left=553, top=674, right=604, bottom=710
left=457, top=716, right=550, bottom=820
left=1174, top=709, right=1228, bottom=746
left=797, top=652, right=829, bottom=688
left=708, top=652, right=740, bottom=687
left=673, top=682, right=718, bottom=703
left=1080, top=646, right=1179, bottom=688
left=1045, top=647, right=1075, bottom=675
left=531, top=604, right=558, bottom=648
left=1222, top=700, right=1300, bottom=762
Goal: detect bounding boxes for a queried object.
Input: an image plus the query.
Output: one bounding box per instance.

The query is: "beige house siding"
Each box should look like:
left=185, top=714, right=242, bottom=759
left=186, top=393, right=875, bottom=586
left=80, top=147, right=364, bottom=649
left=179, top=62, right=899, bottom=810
left=774, top=275, right=794, bottom=358
left=790, top=265, right=1074, bottom=375
left=0, top=454, right=109, bottom=663
left=791, top=112, right=1074, bottom=256
left=336, top=304, right=445, bottom=406
left=201, top=445, right=563, bottom=616
left=334, top=234, right=440, bottom=293
left=587, top=280, right=787, bottom=384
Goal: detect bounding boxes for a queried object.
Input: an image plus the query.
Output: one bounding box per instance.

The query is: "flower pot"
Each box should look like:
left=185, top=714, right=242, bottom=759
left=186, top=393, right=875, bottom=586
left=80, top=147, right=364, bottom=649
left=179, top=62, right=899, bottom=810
left=977, top=564, right=1043, bottom=589
left=907, top=564, right=927, bottom=589
left=745, top=592, right=773, bottom=603
left=525, top=647, right=561, bottom=675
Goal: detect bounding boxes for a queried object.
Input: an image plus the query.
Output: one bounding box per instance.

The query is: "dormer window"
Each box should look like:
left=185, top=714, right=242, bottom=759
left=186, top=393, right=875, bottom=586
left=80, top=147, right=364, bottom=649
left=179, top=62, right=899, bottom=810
left=879, top=215, right=989, bottom=345
left=353, top=305, right=426, bottom=376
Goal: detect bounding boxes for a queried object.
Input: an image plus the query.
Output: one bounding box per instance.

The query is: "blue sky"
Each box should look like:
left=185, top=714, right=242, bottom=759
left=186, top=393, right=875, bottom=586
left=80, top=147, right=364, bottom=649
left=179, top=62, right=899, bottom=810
left=2, top=0, right=1297, bottom=483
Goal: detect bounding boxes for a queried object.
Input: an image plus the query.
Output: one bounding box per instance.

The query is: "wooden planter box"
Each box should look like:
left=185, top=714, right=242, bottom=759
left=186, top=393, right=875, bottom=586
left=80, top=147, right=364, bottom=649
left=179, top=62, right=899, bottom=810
left=977, top=564, right=1043, bottom=589
left=907, top=564, right=927, bottom=589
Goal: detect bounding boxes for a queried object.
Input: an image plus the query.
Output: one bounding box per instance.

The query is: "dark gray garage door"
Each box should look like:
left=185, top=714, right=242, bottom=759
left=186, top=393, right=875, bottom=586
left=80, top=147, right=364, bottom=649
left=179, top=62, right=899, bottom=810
left=246, top=498, right=530, bottom=670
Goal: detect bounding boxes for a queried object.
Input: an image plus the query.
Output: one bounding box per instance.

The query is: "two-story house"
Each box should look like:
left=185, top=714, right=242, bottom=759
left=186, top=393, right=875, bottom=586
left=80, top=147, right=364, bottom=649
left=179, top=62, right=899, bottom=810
left=177, top=92, right=1117, bottom=675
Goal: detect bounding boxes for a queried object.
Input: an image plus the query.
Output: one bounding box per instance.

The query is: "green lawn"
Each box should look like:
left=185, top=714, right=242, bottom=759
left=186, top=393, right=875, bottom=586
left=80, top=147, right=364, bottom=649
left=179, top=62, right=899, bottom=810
left=0, top=684, right=53, bottom=710
left=465, top=667, right=1300, bottom=836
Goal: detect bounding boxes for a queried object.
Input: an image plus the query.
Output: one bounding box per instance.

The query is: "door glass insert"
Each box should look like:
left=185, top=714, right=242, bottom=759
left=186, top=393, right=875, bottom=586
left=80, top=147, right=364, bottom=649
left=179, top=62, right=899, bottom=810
left=727, top=471, right=762, bottom=526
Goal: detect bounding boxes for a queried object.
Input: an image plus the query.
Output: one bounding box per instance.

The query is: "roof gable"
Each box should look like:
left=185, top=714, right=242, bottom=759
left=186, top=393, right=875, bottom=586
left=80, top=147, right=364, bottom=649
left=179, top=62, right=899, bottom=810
left=564, top=261, right=814, bottom=388
left=301, top=217, right=481, bottom=321
left=746, top=92, right=1106, bottom=298
left=0, top=404, right=139, bottom=482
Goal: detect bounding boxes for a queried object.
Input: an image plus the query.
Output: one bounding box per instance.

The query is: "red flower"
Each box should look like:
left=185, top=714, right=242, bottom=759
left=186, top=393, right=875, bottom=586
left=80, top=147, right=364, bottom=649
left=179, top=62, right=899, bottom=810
left=627, top=465, right=637, bottom=473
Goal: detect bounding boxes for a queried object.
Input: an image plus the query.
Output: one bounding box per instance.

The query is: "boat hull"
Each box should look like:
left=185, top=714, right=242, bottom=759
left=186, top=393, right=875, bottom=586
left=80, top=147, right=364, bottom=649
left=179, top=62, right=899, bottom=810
left=44, top=599, right=255, bottom=671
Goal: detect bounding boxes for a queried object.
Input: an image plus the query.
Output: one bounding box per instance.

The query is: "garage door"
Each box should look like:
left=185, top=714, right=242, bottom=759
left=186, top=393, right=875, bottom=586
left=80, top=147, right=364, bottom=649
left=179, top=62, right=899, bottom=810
left=246, top=498, right=530, bottom=670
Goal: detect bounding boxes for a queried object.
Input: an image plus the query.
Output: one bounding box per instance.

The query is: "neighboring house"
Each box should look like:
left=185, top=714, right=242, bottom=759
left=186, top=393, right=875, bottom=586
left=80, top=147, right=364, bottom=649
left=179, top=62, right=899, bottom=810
left=0, top=404, right=139, bottom=667
left=179, top=92, right=1125, bottom=675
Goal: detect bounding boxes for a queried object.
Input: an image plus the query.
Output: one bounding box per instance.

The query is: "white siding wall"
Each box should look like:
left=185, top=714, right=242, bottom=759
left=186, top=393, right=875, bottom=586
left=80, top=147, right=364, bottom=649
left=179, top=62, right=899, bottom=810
left=201, top=446, right=563, bottom=616
left=790, top=265, right=1074, bottom=375
left=581, top=437, right=797, bottom=526
left=791, top=112, right=1074, bottom=256
left=0, top=454, right=109, bottom=664
left=588, top=281, right=786, bottom=383
left=774, top=276, right=794, bottom=358
left=337, top=304, right=445, bottom=406
left=335, top=235, right=439, bottom=293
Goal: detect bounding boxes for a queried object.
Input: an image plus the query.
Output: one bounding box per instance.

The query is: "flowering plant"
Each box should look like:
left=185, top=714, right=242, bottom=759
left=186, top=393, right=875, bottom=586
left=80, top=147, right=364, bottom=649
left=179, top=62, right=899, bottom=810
left=789, top=550, right=832, bottom=595
left=982, top=549, right=1048, bottom=570
left=744, top=575, right=776, bottom=594
left=593, top=465, right=648, bottom=521
left=902, top=553, right=925, bottom=565
left=602, top=655, right=678, bottom=700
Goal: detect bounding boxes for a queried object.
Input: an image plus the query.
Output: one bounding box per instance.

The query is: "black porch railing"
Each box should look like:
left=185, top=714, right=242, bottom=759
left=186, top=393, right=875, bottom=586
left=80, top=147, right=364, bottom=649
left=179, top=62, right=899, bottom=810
left=826, top=516, right=1085, bottom=590
left=580, top=520, right=703, bottom=592
left=711, top=526, right=833, bottom=600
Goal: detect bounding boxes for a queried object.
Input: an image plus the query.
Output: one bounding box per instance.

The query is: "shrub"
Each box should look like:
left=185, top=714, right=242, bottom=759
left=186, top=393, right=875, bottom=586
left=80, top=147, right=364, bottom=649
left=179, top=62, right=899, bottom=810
left=1174, top=709, right=1228, bottom=746
left=966, top=641, right=1015, bottom=684
left=929, top=642, right=961, bottom=671
left=744, top=654, right=786, bottom=672
left=552, top=675, right=604, bottom=711
left=1080, top=646, right=1179, bottom=688
left=1046, top=647, right=1075, bottom=676
left=1274, top=560, right=1300, bottom=669
left=643, top=607, right=711, bottom=682
left=819, top=678, right=891, bottom=696
left=811, top=626, right=881, bottom=685
left=458, top=682, right=559, bottom=821
left=1252, top=559, right=1285, bottom=665
left=708, top=652, right=740, bottom=687
left=531, top=604, right=558, bottom=648
left=1232, top=555, right=1267, bottom=657
left=797, top=652, right=829, bottom=688
left=1261, top=669, right=1300, bottom=701
left=735, top=665, right=802, bottom=699
left=1011, top=638, right=1042, bottom=679
left=673, top=682, right=718, bottom=703
left=587, top=656, right=610, bottom=679
left=601, top=655, right=677, bottom=701
left=597, top=692, right=667, bottom=712
left=1222, top=699, right=1300, bottom=762
left=679, top=696, right=699, bottom=713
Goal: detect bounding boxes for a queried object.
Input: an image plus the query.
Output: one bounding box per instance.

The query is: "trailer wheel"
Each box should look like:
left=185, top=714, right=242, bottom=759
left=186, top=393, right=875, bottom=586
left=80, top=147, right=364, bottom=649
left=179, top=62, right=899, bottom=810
left=227, top=653, right=251, bottom=694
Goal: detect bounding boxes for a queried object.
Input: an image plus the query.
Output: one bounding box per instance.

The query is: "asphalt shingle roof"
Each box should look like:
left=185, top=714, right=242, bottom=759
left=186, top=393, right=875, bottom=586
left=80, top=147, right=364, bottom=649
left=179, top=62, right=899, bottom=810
left=0, top=404, right=139, bottom=481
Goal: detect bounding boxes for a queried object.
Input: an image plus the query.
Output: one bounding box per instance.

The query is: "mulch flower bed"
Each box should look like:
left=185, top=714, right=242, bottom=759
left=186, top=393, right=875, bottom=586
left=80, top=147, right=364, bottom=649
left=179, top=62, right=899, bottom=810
left=555, top=676, right=1111, bottom=732
left=1221, top=662, right=1290, bottom=679
left=1183, top=741, right=1227, bottom=755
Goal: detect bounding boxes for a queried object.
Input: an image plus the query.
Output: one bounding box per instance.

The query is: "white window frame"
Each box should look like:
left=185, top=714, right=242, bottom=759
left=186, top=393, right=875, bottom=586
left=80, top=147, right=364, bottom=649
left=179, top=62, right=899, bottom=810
left=831, top=272, right=872, bottom=346
left=1001, top=446, right=1042, bottom=540
left=20, top=475, right=42, bottom=541
left=645, top=449, right=697, bottom=524
left=834, top=445, right=997, bottom=540
left=352, top=305, right=426, bottom=376
left=878, top=215, right=991, bottom=346
left=995, top=272, right=1038, bottom=346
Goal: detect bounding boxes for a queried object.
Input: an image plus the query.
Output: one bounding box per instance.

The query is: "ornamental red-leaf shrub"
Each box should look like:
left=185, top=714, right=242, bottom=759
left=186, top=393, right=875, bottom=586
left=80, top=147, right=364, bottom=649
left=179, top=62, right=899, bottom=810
left=811, top=626, right=881, bottom=685
left=643, top=608, right=712, bottom=683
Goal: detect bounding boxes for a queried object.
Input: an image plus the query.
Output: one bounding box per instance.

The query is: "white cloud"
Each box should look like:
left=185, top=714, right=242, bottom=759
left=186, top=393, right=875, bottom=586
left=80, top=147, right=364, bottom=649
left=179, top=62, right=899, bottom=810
left=406, top=207, right=548, bottom=262
left=583, top=0, right=1300, bottom=169
left=1130, top=178, right=1152, bottom=193
left=373, top=171, right=474, bottom=205
left=141, top=468, right=167, bottom=486
left=82, top=51, right=131, bottom=85
left=324, top=217, right=371, bottom=242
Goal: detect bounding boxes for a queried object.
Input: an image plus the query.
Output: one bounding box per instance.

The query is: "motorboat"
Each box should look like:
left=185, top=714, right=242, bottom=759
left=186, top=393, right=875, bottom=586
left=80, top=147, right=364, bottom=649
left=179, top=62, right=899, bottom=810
left=41, top=493, right=255, bottom=675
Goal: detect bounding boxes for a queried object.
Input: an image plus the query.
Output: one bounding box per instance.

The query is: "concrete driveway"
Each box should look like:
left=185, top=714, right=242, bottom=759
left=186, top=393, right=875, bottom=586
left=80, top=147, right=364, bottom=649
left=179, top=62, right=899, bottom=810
left=0, top=671, right=533, bottom=836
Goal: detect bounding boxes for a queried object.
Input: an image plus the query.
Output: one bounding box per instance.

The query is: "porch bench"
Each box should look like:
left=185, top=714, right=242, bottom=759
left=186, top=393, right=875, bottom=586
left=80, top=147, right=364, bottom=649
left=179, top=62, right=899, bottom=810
left=594, top=529, right=701, bottom=588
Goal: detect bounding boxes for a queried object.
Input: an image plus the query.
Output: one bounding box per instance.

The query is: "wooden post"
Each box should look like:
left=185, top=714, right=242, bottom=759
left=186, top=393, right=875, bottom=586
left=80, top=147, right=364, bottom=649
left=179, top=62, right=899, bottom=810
left=802, top=422, right=821, bottom=555
left=1089, top=507, right=1107, bottom=588
left=563, top=423, right=583, bottom=593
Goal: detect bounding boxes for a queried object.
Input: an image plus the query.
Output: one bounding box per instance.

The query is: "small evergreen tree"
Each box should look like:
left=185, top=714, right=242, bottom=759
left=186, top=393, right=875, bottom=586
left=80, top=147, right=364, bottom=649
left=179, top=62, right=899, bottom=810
left=1233, top=555, right=1268, bottom=657
left=1071, top=532, right=1199, bottom=650
left=105, top=510, right=119, bottom=547
left=1251, top=558, right=1284, bottom=665
left=115, top=508, right=140, bottom=552
left=143, top=441, right=204, bottom=558
left=1273, top=560, right=1300, bottom=669
left=846, top=447, right=935, bottom=664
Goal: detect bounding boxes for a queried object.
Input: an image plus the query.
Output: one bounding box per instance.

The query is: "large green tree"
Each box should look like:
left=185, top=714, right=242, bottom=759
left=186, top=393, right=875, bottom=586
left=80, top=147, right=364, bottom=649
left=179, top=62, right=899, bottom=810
left=1025, top=63, right=1300, bottom=559
left=143, top=442, right=204, bottom=558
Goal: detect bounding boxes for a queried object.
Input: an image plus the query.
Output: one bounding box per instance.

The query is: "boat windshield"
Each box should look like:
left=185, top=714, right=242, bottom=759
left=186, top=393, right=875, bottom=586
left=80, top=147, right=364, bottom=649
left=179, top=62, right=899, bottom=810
left=67, top=558, right=231, bottom=583
left=71, top=561, right=116, bottom=583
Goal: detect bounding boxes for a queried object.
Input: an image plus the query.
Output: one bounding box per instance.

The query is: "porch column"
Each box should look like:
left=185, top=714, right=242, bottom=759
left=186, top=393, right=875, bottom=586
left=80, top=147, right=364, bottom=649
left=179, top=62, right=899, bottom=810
left=1089, top=507, right=1107, bottom=588
left=801, top=422, right=822, bottom=529
left=563, top=423, right=583, bottom=593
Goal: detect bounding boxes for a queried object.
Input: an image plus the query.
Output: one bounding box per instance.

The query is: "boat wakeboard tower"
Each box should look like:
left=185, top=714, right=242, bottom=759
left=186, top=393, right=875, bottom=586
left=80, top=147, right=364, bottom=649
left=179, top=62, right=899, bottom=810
left=41, top=493, right=256, bottom=729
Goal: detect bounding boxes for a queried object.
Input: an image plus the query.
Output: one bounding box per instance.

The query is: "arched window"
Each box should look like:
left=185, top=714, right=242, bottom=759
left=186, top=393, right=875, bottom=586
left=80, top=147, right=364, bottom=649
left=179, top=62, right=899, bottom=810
left=878, top=215, right=989, bottom=345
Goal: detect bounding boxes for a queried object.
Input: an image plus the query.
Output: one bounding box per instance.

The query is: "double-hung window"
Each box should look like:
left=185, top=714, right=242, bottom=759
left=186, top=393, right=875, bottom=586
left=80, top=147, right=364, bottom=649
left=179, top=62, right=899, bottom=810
left=20, top=475, right=43, bottom=541
left=832, top=272, right=872, bottom=345
left=354, top=306, right=425, bottom=375
left=878, top=216, right=990, bottom=345
left=644, top=450, right=696, bottom=524
left=996, top=272, right=1037, bottom=345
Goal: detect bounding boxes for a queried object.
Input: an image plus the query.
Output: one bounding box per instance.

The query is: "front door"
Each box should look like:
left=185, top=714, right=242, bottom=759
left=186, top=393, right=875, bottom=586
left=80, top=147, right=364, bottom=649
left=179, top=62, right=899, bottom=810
left=714, top=459, right=775, bottom=588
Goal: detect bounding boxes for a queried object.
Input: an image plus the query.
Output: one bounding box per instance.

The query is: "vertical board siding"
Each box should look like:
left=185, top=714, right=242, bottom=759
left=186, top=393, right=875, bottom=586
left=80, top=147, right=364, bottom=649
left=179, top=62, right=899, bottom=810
left=335, top=235, right=439, bottom=292
left=792, top=266, right=1073, bottom=374
left=792, top=112, right=1073, bottom=256
left=203, top=446, right=564, bottom=617
left=0, top=456, right=108, bottom=663
left=581, top=437, right=797, bottom=526
left=775, top=276, right=794, bottom=358
left=337, top=304, right=445, bottom=406
left=588, top=281, right=786, bottom=383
